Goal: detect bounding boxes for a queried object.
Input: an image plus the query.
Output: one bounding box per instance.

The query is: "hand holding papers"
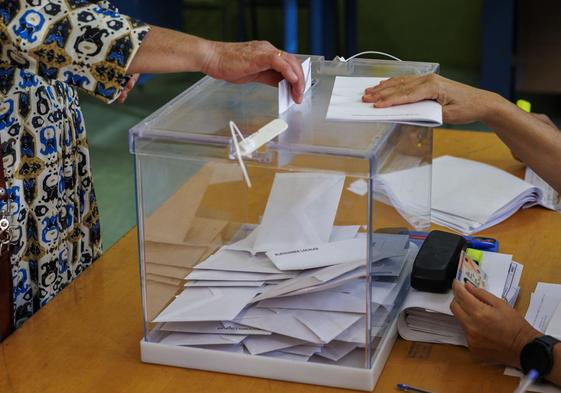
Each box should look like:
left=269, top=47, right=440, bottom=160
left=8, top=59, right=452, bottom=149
left=326, top=77, right=443, bottom=127
left=397, top=251, right=523, bottom=346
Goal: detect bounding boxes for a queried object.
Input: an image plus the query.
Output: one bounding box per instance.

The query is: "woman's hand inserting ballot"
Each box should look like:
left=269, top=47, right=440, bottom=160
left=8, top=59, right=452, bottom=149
left=128, top=27, right=305, bottom=104
left=450, top=280, right=541, bottom=369
left=202, top=40, right=305, bottom=103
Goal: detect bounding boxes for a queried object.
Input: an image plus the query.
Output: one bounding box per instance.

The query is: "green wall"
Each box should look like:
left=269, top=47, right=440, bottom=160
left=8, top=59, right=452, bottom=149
left=182, top=0, right=483, bottom=84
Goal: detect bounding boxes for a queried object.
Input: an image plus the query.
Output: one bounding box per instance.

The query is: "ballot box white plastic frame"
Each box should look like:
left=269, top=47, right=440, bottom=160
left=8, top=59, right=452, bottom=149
left=130, top=55, right=438, bottom=391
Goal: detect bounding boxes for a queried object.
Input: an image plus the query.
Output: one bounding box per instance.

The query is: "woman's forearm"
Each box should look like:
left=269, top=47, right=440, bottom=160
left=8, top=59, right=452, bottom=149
left=128, top=26, right=213, bottom=74
left=126, top=26, right=305, bottom=102
left=482, top=94, right=561, bottom=194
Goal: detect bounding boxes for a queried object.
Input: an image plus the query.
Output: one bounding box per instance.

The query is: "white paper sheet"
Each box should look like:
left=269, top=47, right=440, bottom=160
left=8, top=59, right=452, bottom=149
left=326, top=76, right=442, bottom=127
left=225, top=172, right=345, bottom=254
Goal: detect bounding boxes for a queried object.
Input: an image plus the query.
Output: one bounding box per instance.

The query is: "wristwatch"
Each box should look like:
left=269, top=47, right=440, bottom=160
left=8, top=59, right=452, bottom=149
left=520, top=335, right=560, bottom=377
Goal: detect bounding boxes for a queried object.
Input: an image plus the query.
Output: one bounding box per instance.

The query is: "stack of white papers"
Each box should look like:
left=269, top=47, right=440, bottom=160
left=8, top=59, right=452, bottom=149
left=525, top=167, right=561, bottom=213
left=349, top=156, right=554, bottom=235
left=326, top=76, right=443, bottom=127
left=504, top=283, right=561, bottom=392
left=397, top=251, right=523, bottom=345
left=151, top=172, right=416, bottom=364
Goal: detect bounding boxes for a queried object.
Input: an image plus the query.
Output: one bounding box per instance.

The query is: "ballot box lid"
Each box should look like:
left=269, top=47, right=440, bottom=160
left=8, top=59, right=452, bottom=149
left=129, top=56, right=439, bottom=160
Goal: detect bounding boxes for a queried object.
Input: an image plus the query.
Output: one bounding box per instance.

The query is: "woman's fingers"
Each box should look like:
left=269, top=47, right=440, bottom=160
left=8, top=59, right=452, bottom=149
left=364, top=75, right=421, bottom=95
left=282, top=53, right=305, bottom=103
left=363, top=80, right=436, bottom=108
left=267, top=51, right=304, bottom=103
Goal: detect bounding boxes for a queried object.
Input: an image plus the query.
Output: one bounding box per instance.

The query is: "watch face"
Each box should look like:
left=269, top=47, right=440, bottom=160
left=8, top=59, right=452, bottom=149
left=521, top=341, right=551, bottom=375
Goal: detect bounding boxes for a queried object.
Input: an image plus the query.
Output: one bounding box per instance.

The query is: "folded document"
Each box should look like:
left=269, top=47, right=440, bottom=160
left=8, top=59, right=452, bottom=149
left=326, top=76, right=443, bottom=127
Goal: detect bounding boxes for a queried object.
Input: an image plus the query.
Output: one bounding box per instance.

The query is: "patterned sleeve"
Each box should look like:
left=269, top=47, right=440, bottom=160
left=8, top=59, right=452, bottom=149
left=0, top=0, right=150, bottom=103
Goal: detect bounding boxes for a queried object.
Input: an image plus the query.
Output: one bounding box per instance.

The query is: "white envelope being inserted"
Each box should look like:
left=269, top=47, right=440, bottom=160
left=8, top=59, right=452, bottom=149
left=225, top=172, right=345, bottom=254
left=153, top=287, right=260, bottom=323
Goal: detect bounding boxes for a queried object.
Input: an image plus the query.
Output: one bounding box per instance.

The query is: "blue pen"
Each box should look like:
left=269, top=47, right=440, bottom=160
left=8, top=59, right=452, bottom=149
left=396, top=383, right=436, bottom=393
left=408, top=231, right=499, bottom=252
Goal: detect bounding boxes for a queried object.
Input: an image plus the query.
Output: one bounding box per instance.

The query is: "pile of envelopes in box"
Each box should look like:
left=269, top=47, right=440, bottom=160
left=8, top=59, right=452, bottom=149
left=152, top=172, right=417, bottom=364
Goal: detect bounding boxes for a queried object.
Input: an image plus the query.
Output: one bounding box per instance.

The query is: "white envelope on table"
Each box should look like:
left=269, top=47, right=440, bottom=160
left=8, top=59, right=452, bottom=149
left=153, top=287, right=260, bottom=322
left=160, top=332, right=246, bottom=346
left=195, top=248, right=284, bottom=274
left=226, top=173, right=345, bottom=254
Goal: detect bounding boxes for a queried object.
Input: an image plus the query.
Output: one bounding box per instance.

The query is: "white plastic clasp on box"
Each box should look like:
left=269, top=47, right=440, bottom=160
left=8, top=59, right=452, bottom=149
left=230, top=118, right=288, bottom=188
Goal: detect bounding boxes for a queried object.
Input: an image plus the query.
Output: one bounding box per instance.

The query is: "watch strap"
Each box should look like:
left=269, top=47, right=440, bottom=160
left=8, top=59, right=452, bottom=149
left=536, top=335, right=561, bottom=348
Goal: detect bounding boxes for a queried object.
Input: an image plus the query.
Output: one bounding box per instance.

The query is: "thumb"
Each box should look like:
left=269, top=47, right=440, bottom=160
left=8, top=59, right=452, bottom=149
left=465, top=282, right=503, bottom=307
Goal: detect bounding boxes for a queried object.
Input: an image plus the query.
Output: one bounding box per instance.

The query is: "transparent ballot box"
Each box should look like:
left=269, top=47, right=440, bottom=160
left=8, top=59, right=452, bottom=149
left=130, top=56, right=437, bottom=391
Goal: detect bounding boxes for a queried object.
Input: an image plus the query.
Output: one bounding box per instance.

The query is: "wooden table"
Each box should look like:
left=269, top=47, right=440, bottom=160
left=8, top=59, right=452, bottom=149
left=2, top=129, right=560, bottom=393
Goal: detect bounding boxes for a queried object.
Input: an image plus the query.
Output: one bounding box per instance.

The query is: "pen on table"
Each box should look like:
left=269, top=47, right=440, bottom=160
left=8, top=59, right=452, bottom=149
left=396, top=383, right=436, bottom=393
left=408, top=231, right=499, bottom=252
left=513, top=369, right=539, bottom=393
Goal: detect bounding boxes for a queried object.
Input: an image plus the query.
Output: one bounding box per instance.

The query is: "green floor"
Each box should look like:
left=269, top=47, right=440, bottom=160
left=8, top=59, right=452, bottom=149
left=81, top=73, right=203, bottom=249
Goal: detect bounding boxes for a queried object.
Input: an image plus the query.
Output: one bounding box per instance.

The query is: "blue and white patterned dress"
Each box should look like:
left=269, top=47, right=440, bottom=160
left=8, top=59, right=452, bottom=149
left=0, top=0, right=149, bottom=327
